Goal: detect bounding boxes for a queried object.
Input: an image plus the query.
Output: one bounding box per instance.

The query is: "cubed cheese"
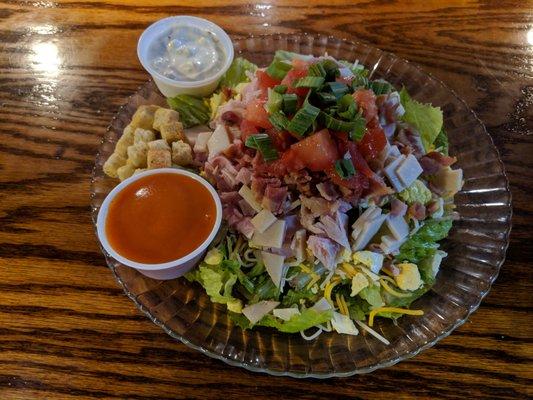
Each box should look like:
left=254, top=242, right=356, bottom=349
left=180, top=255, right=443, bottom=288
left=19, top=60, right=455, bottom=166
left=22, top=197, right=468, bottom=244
left=250, top=219, right=286, bottom=249
left=396, top=154, right=423, bottom=187
left=207, top=125, right=231, bottom=159
left=386, top=214, right=409, bottom=240
left=384, top=155, right=406, bottom=192
left=260, top=251, right=286, bottom=288
left=242, top=301, right=280, bottom=324
left=251, top=209, right=277, bottom=233
left=238, top=185, right=262, bottom=213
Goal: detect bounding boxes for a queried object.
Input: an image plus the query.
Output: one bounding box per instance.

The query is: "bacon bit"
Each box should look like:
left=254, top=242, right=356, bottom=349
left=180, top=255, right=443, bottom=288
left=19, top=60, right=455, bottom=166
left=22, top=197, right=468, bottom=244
left=222, top=86, right=233, bottom=99
left=221, top=110, right=242, bottom=125
left=426, top=200, right=440, bottom=215
left=408, top=202, right=426, bottom=220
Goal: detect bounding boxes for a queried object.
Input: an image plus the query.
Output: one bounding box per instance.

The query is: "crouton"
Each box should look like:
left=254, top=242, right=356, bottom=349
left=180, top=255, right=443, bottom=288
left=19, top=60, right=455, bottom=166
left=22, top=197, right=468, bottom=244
left=153, top=108, right=180, bottom=130
left=115, top=125, right=135, bottom=157
left=148, top=139, right=171, bottom=151
left=117, top=163, right=136, bottom=181
left=171, top=140, right=193, bottom=166
left=103, top=152, right=127, bottom=178
left=126, top=141, right=148, bottom=168
left=133, top=127, right=156, bottom=144
left=147, top=148, right=171, bottom=169
left=131, top=105, right=159, bottom=130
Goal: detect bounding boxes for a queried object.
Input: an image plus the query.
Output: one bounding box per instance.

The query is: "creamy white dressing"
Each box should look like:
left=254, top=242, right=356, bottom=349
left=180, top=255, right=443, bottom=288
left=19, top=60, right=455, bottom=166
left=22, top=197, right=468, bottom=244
left=148, top=24, right=226, bottom=82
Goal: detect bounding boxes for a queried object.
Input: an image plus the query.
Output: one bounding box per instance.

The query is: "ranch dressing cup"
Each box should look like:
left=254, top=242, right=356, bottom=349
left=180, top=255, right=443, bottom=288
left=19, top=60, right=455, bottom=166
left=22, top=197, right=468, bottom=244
left=137, top=16, right=234, bottom=97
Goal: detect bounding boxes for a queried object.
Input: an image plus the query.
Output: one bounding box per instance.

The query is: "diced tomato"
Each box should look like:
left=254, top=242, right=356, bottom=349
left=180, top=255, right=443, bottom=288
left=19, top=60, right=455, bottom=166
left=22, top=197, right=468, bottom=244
left=257, top=70, right=281, bottom=92
left=353, top=89, right=378, bottom=123
left=327, top=165, right=369, bottom=192
left=244, top=99, right=272, bottom=130
left=281, top=67, right=309, bottom=97
left=357, top=125, right=387, bottom=161
left=286, top=129, right=338, bottom=171
left=266, top=128, right=294, bottom=152
left=292, top=58, right=311, bottom=69
left=240, top=119, right=259, bottom=142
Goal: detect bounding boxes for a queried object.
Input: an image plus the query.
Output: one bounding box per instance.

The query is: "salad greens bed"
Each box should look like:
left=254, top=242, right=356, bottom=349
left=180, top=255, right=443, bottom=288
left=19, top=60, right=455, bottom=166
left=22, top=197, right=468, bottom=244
left=167, top=51, right=462, bottom=343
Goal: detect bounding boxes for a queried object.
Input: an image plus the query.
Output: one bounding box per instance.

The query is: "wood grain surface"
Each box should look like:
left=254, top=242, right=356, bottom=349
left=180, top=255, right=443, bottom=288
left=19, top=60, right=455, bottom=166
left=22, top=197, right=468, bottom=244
left=0, top=1, right=531, bottom=399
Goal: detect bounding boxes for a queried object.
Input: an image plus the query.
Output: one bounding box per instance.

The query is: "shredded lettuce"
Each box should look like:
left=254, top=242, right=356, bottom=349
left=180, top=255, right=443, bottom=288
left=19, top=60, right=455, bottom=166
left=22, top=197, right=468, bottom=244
left=396, top=219, right=453, bottom=264
left=434, top=127, right=449, bottom=155
left=398, top=179, right=433, bottom=205
left=167, top=94, right=210, bottom=128
left=358, top=284, right=384, bottom=309
left=400, top=88, right=443, bottom=152
left=218, top=57, right=257, bottom=89
left=257, top=308, right=333, bottom=333
left=272, top=50, right=313, bottom=63
left=281, top=288, right=319, bottom=307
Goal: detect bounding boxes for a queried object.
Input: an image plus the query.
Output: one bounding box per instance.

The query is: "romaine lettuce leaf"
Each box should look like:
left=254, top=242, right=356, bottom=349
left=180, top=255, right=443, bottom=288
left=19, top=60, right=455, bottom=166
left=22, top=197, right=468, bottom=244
left=400, top=88, right=443, bottom=152
left=396, top=218, right=453, bottom=264
left=358, top=284, right=384, bottom=308
left=167, top=94, right=210, bottom=128
left=218, top=57, right=257, bottom=89
left=257, top=308, right=333, bottom=333
left=434, top=127, right=449, bottom=155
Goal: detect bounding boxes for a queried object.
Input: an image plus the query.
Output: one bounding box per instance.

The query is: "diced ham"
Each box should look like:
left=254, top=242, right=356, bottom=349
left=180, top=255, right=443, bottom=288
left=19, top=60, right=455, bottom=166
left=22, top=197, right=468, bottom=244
left=300, top=196, right=333, bottom=215
left=204, top=155, right=240, bottom=191
left=307, top=235, right=340, bottom=270
left=300, top=205, right=324, bottom=234
left=262, top=185, right=288, bottom=214
left=235, top=167, right=252, bottom=185
left=419, top=151, right=457, bottom=175
left=238, top=199, right=257, bottom=217
left=221, top=110, right=242, bottom=125
left=219, top=191, right=241, bottom=204
left=236, top=217, right=255, bottom=239
left=390, top=198, right=408, bottom=217
left=316, top=211, right=350, bottom=249
left=396, top=128, right=425, bottom=158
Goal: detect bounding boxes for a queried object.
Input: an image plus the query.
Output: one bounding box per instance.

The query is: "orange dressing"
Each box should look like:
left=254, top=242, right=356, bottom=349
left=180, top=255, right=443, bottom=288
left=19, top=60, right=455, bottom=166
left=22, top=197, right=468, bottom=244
left=106, top=173, right=216, bottom=264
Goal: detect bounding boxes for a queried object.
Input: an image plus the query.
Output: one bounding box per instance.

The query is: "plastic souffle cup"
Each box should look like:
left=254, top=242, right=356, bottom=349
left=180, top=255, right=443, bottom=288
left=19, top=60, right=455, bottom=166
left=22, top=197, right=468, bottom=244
left=96, top=168, right=223, bottom=280
left=137, top=16, right=234, bottom=98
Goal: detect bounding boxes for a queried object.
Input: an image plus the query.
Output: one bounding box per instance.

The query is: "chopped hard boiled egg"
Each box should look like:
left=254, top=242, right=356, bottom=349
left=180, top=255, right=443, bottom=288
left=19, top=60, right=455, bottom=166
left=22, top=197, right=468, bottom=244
left=352, top=251, right=384, bottom=274
left=395, top=263, right=423, bottom=291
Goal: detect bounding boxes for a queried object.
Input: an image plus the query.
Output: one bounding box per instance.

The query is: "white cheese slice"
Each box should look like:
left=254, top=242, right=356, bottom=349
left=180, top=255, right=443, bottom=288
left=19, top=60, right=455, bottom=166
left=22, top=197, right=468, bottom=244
left=396, top=154, right=423, bottom=187
left=351, top=272, right=369, bottom=296
left=238, top=185, right=263, bottom=212
left=331, top=312, right=359, bottom=335
left=261, top=251, right=286, bottom=288
left=242, top=301, right=280, bottom=324
left=384, top=155, right=406, bottom=192
left=310, top=297, right=333, bottom=312
left=386, top=214, right=410, bottom=241
left=273, top=307, right=300, bottom=321
left=250, top=219, right=286, bottom=249
left=251, top=209, right=277, bottom=233
left=290, top=229, right=307, bottom=263
left=207, top=125, right=230, bottom=159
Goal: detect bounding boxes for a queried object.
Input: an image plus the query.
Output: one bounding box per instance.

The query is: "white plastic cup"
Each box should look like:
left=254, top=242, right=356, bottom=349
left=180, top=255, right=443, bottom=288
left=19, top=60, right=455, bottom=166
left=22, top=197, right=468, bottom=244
left=96, top=168, right=222, bottom=280
left=137, top=16, right=234, bottom=98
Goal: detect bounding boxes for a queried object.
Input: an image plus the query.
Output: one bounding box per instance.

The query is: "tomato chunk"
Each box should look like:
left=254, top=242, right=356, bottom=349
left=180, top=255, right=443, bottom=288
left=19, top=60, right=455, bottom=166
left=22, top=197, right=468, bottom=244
left=327, top=165, right=369, bottom=192
left=257, top=70, right=281, bottom=92
left=287, top=129, right=338, bottom=171
left=244, top=99, right=272, bottom=130
left=357, top=125, right=387, bottom=161
left=353, top=89, right=378, bottom=123
left=281, top=67, right=309, bottom=97
left=240, top=119, right=259, bottom=142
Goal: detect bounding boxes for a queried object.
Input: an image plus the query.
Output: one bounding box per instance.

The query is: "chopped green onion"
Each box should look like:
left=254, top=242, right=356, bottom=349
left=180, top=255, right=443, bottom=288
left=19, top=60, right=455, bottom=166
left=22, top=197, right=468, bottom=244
left=287, top=102, right=320, bottom=137
left=273, top=84, right=288, bottom=94
left=351, top=75, right=369, bottom=90
left=368, top=80, right=393, bottom=95
left=282, top=93, right=298, bottom=114
left=268, top=111, right=290, bottom=131
left=349, top=116, right=367, bottom=141
left=335, top=158, right=356, bottom=179
left=337, top=94, right=357, bottom=120
left=294, top=76, right=325, bottom=89
left=326, top=82, right=350, bottom=100
left=314, top=91, right=337, bottom=108
left=320, top=111, right=359, bottom=132
left=245, top=134, right=279, bottom=162
left=266, top=61, right=292, bottom=80
left=308, top=62, right=326, bottom=77
left=321, top=59, right=340, bottom=81
left=265, top=88, right=283, bottom=114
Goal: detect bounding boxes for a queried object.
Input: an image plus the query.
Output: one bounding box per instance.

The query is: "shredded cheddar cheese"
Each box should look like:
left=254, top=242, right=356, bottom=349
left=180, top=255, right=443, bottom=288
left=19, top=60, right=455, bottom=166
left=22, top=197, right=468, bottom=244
left=368, top=307, right=424, bottom=327
left=379, top=278, right=413, bottom=298
left=325, top=280, right=341, bottom=304
left=341, top=263, right=357, bottom=278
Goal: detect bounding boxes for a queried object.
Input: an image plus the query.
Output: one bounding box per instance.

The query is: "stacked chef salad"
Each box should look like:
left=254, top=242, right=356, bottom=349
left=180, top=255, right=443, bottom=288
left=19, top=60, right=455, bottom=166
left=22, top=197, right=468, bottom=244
left=167, top=51, right=463, bottom=343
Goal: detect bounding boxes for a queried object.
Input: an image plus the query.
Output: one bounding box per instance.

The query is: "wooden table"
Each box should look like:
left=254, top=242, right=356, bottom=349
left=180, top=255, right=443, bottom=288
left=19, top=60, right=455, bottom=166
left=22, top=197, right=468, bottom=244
left=0, top=1, right=531, bottom=399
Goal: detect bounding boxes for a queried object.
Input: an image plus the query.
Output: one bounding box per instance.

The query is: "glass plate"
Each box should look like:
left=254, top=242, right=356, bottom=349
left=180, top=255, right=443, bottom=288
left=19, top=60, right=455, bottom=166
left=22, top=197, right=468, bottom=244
left=90, top=34, right=512, bottom=378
